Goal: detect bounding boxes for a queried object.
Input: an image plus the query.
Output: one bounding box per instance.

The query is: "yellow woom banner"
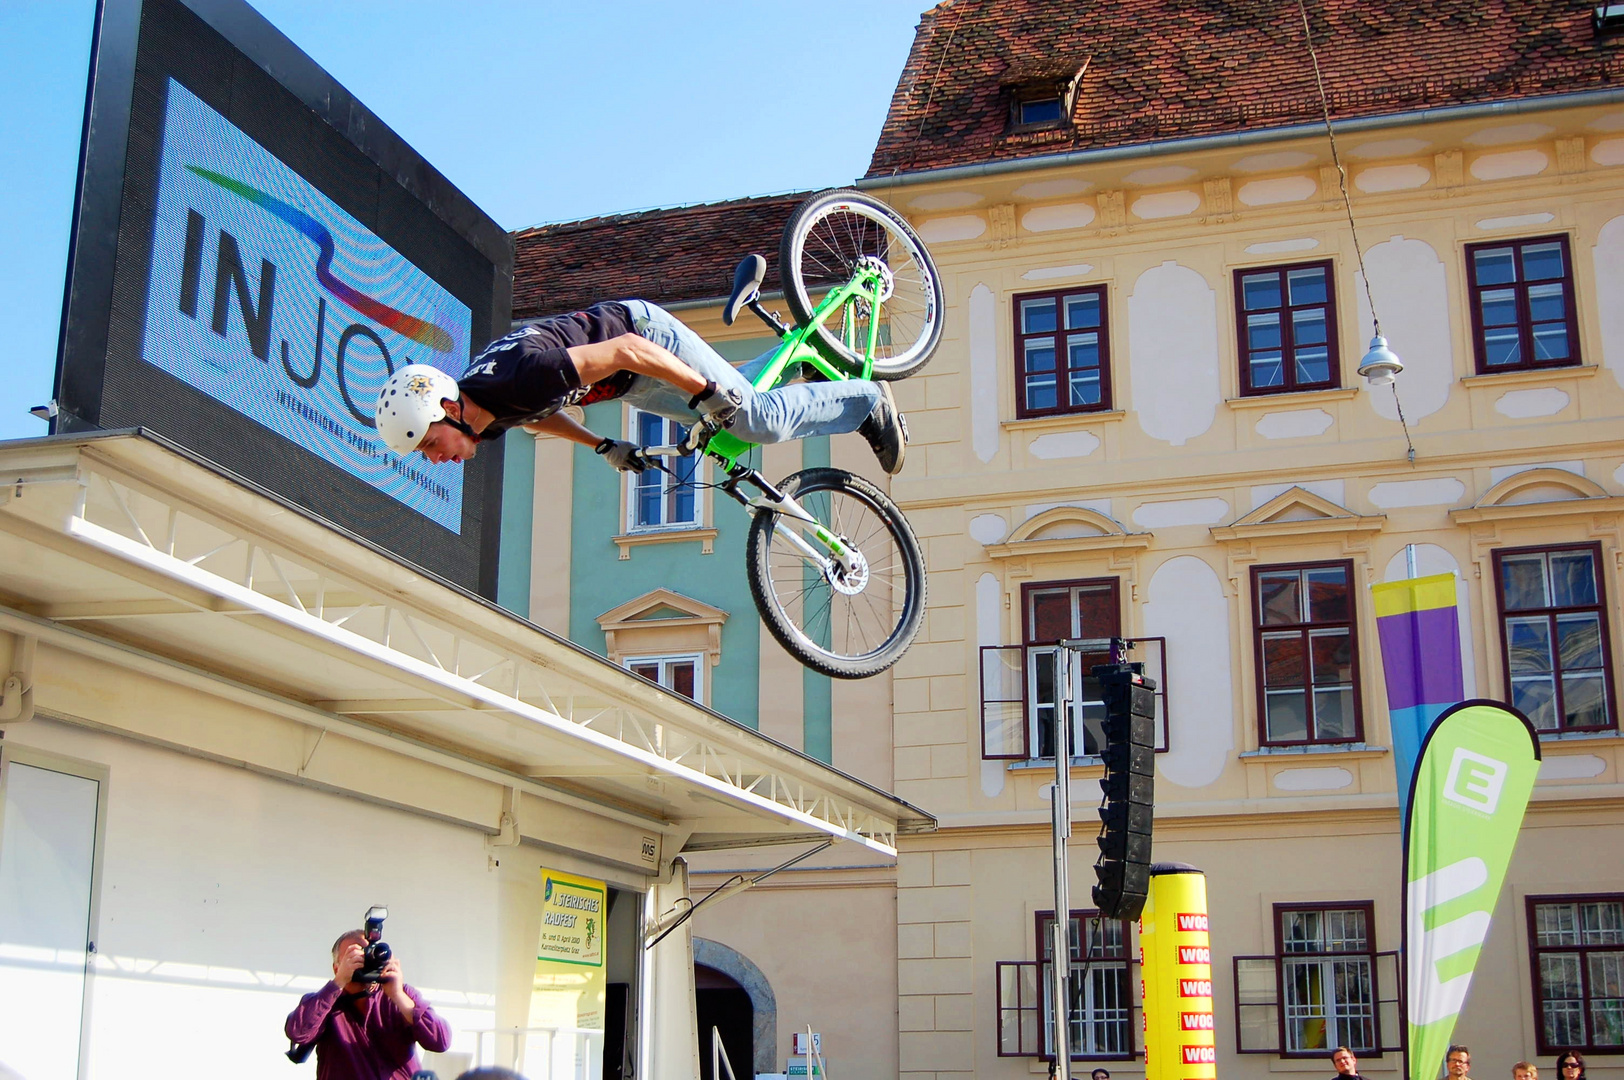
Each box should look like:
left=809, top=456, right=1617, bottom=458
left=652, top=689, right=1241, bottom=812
left=1140, top=865, right=1215, bottom=1080
left=529, top=868, right=607, bottom=1032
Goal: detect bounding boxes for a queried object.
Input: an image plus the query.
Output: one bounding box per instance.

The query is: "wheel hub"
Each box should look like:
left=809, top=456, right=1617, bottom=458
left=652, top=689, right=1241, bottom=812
left=827, top=543, right=870, bottom=596
left=853, top=255, right=895, bottom=304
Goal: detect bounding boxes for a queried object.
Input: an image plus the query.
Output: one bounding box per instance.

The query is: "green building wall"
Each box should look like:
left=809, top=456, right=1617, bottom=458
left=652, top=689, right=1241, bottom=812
left=495, top=333, right=832, bottom=758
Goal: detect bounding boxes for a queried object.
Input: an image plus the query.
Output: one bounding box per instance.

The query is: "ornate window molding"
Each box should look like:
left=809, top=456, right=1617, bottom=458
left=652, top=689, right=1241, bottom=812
left=1212, top=487, right=1385, bottom=545
left=986, top=506, right=1151, bottom=561
left=1450, top=468, right=1624, bottom=526
left=596, top=588, right=728, bottom=668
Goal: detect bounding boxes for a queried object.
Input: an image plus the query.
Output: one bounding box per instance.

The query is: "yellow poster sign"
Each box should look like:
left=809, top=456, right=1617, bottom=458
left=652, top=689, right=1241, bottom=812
left=529, top=868, right=607, bottom=1032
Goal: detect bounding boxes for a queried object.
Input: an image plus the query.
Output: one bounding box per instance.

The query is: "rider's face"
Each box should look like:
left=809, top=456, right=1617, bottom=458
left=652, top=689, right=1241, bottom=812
left=418, top=418, right=478, bottom=464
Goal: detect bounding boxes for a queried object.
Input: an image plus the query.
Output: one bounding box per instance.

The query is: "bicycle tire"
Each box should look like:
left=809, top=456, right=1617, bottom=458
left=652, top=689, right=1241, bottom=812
left=779, top=189, right=944, bottom=381
left=746, top=467, right=927, bottom=679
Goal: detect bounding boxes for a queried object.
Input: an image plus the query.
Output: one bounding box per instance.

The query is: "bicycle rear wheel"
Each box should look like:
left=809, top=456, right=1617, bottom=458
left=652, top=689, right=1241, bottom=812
left=746, top=467, right=927, bottom=679
left=779, top=189, right=944, bottom=381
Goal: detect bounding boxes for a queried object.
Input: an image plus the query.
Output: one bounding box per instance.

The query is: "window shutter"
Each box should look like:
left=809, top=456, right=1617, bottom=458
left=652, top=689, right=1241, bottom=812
left=1233, top=954, right=1281, bottom=1053
left=981, top=645, right=1028, bottom=759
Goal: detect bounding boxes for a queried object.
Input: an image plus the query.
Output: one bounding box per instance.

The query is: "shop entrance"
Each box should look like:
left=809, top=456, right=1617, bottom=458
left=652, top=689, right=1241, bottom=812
left=695, top=964, right=752, bottom=1080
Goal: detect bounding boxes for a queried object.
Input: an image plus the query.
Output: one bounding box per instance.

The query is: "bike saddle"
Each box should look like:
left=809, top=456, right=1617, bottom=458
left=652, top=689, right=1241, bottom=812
left=723, top=254, right=767, bottom=326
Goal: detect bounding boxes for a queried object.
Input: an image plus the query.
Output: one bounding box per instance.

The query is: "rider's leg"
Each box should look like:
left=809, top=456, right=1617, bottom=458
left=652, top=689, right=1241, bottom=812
left=619, top=299, right=882, bottom=444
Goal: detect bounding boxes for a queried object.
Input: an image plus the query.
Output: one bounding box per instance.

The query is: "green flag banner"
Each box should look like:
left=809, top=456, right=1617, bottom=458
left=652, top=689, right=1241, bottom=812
left=1404, top=700, right=1541, bottom=1080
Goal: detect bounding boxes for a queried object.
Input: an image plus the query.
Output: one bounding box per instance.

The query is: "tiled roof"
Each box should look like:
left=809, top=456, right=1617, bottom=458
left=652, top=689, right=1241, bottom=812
left=867, top=0, right=1624, bottom=177
left=511, top=192, right=812, bottom=321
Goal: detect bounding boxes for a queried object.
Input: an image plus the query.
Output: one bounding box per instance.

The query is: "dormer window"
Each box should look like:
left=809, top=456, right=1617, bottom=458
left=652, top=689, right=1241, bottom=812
left=1002, top=60, right=1088, bottom=133
left=1018, top=97, right=1063, bottom=126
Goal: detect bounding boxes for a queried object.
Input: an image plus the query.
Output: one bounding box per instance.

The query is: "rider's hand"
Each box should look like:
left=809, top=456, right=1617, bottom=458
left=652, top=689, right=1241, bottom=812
left=595, top=438, right=647, bottom=473
left=689, top=380, right=742, bottom=428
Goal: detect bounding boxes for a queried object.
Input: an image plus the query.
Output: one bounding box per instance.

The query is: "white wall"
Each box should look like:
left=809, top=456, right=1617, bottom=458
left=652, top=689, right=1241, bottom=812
left=11, top=719, right=499, bottom=1079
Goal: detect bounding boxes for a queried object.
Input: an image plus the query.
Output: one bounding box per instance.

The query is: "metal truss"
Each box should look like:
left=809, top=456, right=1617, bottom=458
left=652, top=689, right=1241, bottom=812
left=29, top=453, right=903, bottom=855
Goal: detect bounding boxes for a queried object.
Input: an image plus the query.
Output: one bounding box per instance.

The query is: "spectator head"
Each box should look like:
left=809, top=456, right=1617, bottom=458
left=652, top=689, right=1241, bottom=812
left=1332, top=1047, right=1359, bottom=1075
left=1555, top=1052, right=1585, bottom=1080
left=331, top=929, right=366, bottom=958
left=1447, top=1046, right=1472, bottom=1078
left=456, top=1069, right=527, bottom=1080
left=1091, top=1070, right=1110, bottom=1080
left=1513, top=1063, right=1537, bottom=1080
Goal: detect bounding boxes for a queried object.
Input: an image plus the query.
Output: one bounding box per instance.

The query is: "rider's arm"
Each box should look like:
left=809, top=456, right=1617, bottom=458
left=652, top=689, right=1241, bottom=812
left=522, top=411, right=604, bottom=447
left=567, top=334, right=708, bottom=397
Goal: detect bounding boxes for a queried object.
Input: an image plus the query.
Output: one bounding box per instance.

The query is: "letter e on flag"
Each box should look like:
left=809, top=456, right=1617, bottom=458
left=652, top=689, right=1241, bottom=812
left=1442, top=748, right=1508, bottom=813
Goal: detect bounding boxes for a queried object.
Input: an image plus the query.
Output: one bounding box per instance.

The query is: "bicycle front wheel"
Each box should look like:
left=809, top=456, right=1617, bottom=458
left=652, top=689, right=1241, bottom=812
left=779, top=189, right=944, bottom=380
left=746, top=467, right=927, bottom=679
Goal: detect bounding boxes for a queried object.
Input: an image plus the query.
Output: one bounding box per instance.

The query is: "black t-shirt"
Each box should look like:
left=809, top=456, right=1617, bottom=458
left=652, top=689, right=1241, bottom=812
left=459, top=301, right=637, bottom=440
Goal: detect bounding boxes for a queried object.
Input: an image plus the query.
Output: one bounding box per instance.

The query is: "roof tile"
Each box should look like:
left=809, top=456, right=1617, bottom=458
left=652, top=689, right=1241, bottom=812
left=867, top=0, right=1624, bottom=177
left=511, top=192, right=812, bottom=321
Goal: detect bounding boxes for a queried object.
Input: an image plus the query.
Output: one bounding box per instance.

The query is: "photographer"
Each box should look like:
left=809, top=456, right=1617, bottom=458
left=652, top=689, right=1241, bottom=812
left=284, top=928, right=451, bottom=1079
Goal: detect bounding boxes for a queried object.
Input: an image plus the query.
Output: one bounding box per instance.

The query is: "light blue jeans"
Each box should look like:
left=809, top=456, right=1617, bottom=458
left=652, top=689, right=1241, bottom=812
left=619, top=299, right=881, bottom=444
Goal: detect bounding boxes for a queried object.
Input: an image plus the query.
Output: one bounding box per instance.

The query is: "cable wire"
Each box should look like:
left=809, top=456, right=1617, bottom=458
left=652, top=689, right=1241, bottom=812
left=1295, top=0, right=1417, bottom=462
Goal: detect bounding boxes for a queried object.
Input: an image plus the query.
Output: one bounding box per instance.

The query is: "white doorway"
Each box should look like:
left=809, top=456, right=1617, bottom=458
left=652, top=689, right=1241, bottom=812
left=0, top=751, right=105, bottom=1080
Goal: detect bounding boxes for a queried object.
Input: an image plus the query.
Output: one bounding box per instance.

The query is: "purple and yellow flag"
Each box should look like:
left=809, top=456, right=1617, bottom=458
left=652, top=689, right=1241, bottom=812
left=1373, top=573, right=1464, bottom=813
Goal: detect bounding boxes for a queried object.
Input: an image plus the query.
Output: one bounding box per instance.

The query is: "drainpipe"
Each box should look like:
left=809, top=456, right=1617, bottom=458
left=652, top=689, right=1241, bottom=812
left=0, top=633, right=36, bottom=729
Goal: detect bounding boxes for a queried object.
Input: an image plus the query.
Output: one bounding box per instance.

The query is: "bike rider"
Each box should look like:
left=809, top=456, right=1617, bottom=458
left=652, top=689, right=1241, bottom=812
left=375, top=299, right=908, bottom=474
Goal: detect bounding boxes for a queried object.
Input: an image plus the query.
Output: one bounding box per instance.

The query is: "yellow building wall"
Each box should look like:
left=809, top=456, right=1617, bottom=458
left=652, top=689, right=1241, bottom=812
left=860, top=100, right=1624, bottom=1080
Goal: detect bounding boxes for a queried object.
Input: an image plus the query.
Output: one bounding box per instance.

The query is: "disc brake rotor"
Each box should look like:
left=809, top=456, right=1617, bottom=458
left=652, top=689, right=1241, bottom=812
left=826, top=543, right=870, bottom=596
left=853, top=255, right=895, bottom=304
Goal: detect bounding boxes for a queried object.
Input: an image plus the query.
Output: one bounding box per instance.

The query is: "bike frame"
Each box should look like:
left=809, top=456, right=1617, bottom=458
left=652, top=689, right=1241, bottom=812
left=699, top=266, right=889, bottom=470
left=639, top=264, right=888, bottom=573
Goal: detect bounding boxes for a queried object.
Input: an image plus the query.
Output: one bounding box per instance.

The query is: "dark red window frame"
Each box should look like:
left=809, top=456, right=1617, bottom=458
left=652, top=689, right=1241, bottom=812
left=1032, top=909, right=1136, bottom=1061
left=1251, top=560, right=1363, bottom=747
left=1465, top=234, right=1582, bottom=375
left=1493, top=542, right=1617, bottom=735
left=1234, top=902, right=1398, bottom=1057
left=1525, top=892, right=1624, bottom=1054
left=1233, top=259, right=1341, bottom=396
left=1013, top=285, right=1113, bottom=418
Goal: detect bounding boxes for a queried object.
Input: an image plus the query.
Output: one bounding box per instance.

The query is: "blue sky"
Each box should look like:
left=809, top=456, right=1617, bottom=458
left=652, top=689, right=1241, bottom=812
left=0, top=0, right=927, bottom=442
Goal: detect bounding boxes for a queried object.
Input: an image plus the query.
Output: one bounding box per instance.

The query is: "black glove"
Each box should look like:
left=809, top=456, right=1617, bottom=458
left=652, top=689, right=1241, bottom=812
left=688, top=380, right=742, bottom=427
left=595, top=438, right=646, bottom=473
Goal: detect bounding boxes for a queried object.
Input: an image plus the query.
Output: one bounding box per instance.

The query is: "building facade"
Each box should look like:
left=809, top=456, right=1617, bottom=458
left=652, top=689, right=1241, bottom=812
left=0, top=433, right=926, bottom=1080
left=510, top=3, right=1624, bottom=1079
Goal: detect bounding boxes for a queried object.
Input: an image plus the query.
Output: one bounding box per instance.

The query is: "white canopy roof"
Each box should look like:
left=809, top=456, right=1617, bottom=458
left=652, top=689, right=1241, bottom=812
left=0, top=432, right=933, bottom=857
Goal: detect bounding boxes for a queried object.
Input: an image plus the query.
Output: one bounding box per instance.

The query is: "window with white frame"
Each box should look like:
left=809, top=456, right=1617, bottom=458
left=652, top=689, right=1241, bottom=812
left=626, top=408, right=700, bottom=531
left=624, top=653, right=703, bottom=704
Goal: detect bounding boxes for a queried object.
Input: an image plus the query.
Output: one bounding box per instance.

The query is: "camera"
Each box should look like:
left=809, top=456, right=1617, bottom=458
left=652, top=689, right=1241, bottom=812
left=354, top=905, right=392, bottom=984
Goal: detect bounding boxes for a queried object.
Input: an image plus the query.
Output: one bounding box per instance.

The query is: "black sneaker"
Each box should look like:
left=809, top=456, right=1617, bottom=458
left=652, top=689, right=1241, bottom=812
left=858, top=381, right=908, bottom=476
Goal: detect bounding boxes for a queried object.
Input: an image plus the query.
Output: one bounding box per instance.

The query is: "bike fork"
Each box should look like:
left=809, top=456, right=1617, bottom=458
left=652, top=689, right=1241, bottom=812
left=722, top=467, right=853, bottom=573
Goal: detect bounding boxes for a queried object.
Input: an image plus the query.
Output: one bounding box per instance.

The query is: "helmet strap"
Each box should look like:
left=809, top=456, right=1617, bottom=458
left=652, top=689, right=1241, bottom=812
left=442, top=396, right=478, bottom=440
left=443, top=415, right=477, bottom=440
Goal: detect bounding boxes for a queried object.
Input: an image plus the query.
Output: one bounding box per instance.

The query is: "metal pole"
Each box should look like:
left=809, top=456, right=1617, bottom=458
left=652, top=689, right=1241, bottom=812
left=1050, top=646, right=1072, bottom=1080
left=1406, top=542, right=1418, bottom=579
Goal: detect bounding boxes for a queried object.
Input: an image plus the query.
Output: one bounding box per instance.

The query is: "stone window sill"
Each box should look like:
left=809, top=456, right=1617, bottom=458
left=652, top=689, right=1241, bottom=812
left=1225, top=386, right=1358, bottom=410
left=1002, top=410, right=1126, bottom=434
left=1239, top=742, right=1389, bottom=761
left=1007, top=755, right=1105, bottom=772
left=612, top=527, right=717, bottom=560
left=1460, top=364, right=1598, bottom=388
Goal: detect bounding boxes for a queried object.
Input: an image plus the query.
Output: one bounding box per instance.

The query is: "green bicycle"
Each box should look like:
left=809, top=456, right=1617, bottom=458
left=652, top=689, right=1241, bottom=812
left=638, top=189, right=944, bottom=679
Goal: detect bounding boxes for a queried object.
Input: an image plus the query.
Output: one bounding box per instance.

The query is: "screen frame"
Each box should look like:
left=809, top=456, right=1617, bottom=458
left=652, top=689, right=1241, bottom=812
left=54, top=0, right=513, bottom=598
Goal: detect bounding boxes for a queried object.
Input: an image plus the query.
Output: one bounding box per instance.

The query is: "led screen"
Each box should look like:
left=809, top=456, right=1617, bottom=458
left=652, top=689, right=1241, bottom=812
left=143, top=81, right=471, bottom=532
left=55, top=0, right=512, bottom=595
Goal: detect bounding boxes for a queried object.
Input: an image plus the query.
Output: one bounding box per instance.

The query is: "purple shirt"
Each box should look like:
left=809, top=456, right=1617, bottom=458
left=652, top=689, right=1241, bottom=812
left=285, top=981, right=452, bottom=1080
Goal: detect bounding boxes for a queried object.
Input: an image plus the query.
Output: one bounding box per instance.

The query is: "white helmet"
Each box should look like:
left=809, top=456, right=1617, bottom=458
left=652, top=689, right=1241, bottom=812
left=375, top=364, right=461, bottom=455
